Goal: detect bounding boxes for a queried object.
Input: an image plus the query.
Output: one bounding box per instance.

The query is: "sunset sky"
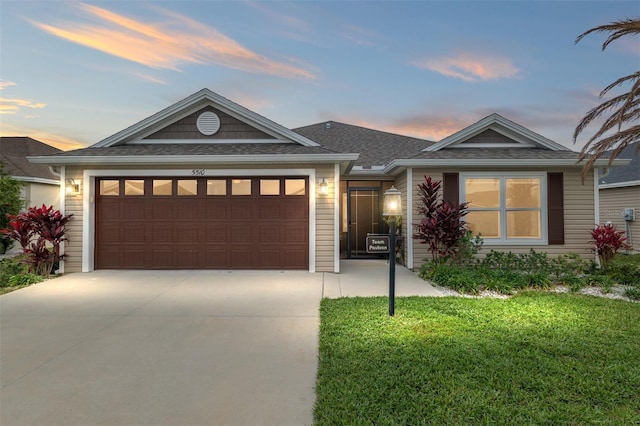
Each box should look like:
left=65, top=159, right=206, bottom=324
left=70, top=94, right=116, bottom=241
left=1, top=1, right=638, bottom=151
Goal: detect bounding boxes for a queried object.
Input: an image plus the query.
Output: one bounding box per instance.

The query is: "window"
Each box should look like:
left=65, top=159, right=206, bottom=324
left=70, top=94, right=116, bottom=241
left=207, top=179, right=226, bottom=195
left=285, top=179, right=305, bottom=196
left=153, top=180, right=172, bottom=196
left=124, top=180, right=144, bottom=196
left=99, top=180, right=119, bottom=196
left=231, top=179, right=251, bottom=195
left=177, top=180, right=197, bottom=196
left=260, top=179, right=280, bottom=195
left=462, top=173, right=546, bottom=244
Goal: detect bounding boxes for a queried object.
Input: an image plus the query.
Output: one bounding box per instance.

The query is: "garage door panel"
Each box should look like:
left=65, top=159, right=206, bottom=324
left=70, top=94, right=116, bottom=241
left=285, top=205, right=308, bottom=220
left=283, top=248, right=307, bottom=269
left=176, top=200, right=200, bottom=220
left=148, top=249, right=173, bottom=268
left=97, top=202, right=121, bottom=220
left=230, top=248, right=253, bottom=268
left=256, top=249, right=282, bottom=268
left=122, top=249, right=146, bottom=268
left=98, top=226, right=122, bottom=244
left=205, top=203, right=228, bottom=220
left=258, top=224, right=282, bottom=243
left=175, top=226, right=200, bottom=243
left=96, top=177, right=309, bottom=270
left=122, top=202, right=146, bottom=220
left=205, top=225, right=229, bottom=243
left=230, top=225, right=252, bottom=243
left=257, top=200, right=282, bottom=220
left=285, top=225, right=308, bottom=244
left=204, top=249, right=230, bottom=268
left=230, top=201, right=253, bottom=220
left=151, top=201, right=174, bottom=219
left=150, top=224, right=173, bottom=244
left=121, top=227, right=146, bottom=243
left=176, top=249, right=199, bottom=268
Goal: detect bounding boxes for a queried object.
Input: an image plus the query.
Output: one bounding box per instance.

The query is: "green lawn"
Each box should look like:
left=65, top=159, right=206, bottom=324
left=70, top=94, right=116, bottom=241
left=314, top=294, right=640, bottom=425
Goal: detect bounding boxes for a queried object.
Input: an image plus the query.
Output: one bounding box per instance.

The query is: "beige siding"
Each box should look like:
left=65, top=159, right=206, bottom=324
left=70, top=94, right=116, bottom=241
left=61, top=164, right=338, bottom=273
left=410, top=168, right=597, bottom=270
left=599, top=185, right=640, bottom=252
left=62, top=167, right=84, bottom=273
left=25, top=183, right=60, bottom=210
left=315, top=165, right=336, bottom=272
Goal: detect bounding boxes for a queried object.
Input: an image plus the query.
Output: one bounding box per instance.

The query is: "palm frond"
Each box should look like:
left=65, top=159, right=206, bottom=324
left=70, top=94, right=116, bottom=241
left=575, top=18, right=640, bottom=50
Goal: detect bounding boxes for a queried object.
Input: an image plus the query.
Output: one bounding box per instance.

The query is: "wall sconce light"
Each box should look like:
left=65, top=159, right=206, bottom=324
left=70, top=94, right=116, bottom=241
left=66, top=178, right=80, bottom=195
left=318, top=178, right=329, bottom=195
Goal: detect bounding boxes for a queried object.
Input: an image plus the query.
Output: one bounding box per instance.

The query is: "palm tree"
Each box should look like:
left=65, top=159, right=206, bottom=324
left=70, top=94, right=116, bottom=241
left=574, top=18, right=640, bottom=181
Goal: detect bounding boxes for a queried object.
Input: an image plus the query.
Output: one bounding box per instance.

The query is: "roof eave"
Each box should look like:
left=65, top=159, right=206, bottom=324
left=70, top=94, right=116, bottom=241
left=384, top=157, right=629, bottom=174
left=27, top=153, right=359, bottom=166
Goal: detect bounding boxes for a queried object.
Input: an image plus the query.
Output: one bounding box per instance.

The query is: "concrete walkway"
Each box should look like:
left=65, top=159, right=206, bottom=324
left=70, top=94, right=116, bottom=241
left=1, top=262, right=440, bottom=426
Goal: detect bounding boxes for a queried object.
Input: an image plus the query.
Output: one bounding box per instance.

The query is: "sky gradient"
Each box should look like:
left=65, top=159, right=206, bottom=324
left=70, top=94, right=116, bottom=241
left=1, top=0, right=638, bottom=151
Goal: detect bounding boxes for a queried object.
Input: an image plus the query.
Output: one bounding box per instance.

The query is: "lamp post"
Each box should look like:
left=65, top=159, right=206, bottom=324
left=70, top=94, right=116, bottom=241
left=383, top=186, right=402, bottom=316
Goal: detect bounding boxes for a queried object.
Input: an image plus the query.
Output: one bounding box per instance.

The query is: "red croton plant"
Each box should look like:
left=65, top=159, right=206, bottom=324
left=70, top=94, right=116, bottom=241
left=590, top=223, right=630, bottom=270
left=2, top=205, right=73, bottom=277
left=413, top=176, right=469, bottom=263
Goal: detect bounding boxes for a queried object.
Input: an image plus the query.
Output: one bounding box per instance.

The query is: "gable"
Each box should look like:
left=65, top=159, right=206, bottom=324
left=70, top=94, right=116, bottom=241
left=143, top=106, right=275, bottom=141
left=93, top=88, right=319, bottom=148
left=454, top=128, right=534, bottom=148
left=425, top=113, right=568, bottom=152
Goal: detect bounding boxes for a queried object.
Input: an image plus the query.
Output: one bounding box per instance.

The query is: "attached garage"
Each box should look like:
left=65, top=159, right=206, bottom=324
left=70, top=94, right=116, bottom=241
left=95, top=176, right=309, bottom=270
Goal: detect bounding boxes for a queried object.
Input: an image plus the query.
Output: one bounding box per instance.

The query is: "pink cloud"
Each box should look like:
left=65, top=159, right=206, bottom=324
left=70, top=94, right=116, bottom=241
left=413, top=52, right=522, bottom=82
left=30, top=2, right=316, bottom=80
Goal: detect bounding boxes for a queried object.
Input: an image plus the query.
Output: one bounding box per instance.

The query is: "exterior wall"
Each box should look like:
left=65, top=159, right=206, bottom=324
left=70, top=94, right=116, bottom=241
left=25, top=182, right=60, bottom=210
left=315, top=165, right=336, bottom=272
left=62, top=163, right=337, bottom=273
left=599, top=185, right=640, bottom=252
left=410, top=167, right=597, bottom=270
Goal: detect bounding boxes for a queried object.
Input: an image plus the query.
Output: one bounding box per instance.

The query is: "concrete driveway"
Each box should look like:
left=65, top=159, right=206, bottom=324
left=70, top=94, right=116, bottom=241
left=1, top=270, right=322, bottom=426
left=1, top=261, right=442, bottom=426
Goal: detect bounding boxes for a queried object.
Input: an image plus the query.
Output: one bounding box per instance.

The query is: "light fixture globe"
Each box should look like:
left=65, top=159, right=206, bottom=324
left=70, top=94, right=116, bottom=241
left=383, top=186, right=402, bottom=217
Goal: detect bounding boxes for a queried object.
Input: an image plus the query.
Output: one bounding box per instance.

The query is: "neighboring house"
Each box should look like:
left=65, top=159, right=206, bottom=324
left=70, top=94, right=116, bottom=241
left=598, top=141, right=639, bottom=252
left=0, top=137, right=62, bottom=210
left=28, top=89, right=625, bottom=273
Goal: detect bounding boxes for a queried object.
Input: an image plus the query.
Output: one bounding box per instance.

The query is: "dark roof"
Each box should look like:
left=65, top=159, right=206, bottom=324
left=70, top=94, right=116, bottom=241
left=599, top=141, right=640, bottom=185
left=294, top=121, right=434, bottom=167
left=50, top=143, right=340, bottom=157
left=0, top=137, right=61, bottom=180
left=408, top=147, right=582, bottom=161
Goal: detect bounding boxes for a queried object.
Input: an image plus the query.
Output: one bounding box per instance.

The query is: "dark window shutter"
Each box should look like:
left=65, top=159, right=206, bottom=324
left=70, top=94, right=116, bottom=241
left=442, top=173, right=459, bottom=204
left=547, top=172, right=564, bottom=245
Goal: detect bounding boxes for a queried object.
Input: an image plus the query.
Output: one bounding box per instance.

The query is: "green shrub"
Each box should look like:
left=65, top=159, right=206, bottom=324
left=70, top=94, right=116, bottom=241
left=607, top=254, right=640, bottom=286
left=587, top=274, right=615, bottom=293
left=8, top=273, right=43, bottom=287
left=624, top=287, right=640, bottom=301
left=0, top=257, right=26, bottom=287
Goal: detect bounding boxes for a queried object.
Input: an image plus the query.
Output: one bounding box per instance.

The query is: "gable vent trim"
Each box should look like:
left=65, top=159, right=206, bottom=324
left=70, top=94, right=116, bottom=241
left=197, top=111, right=221, bottom=136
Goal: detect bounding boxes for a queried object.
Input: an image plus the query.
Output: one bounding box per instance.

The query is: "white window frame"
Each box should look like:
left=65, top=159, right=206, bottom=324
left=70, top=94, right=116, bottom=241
left=460, top=172, right=548, bottom=245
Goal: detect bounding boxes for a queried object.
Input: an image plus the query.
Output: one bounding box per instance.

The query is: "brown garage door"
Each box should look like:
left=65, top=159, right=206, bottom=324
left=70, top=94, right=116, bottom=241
left=95, top=177, right=309, bottom=269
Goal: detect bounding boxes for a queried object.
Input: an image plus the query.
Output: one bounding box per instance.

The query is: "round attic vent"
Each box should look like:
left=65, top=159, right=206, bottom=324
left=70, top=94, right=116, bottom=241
left=196, top=111, right=221, bottom=136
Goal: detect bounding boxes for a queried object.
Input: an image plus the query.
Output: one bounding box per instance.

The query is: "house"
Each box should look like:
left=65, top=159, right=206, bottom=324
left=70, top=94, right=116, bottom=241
left=28, top=88, right=625, bottom=273
left=598, top=141, right=639, bottom=252
left=0, top=137, right=62, bottom=209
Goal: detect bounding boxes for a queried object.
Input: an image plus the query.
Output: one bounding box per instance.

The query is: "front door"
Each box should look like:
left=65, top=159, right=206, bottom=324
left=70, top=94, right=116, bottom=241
left=347, top=188, right=381, bottom=258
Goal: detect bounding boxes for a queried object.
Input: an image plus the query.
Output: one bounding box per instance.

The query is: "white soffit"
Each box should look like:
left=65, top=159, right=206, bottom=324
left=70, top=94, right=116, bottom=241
left=92, top=88, right=320, bottom=148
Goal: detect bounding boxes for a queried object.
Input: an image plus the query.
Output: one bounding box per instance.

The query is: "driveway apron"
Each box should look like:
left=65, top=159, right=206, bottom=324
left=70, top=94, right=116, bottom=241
left=1, top=270, right=322, bottom=426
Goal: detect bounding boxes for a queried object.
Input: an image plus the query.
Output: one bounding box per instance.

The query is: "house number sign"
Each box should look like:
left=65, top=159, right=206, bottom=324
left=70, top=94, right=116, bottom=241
left=191, top=169, right=206, bottom=176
